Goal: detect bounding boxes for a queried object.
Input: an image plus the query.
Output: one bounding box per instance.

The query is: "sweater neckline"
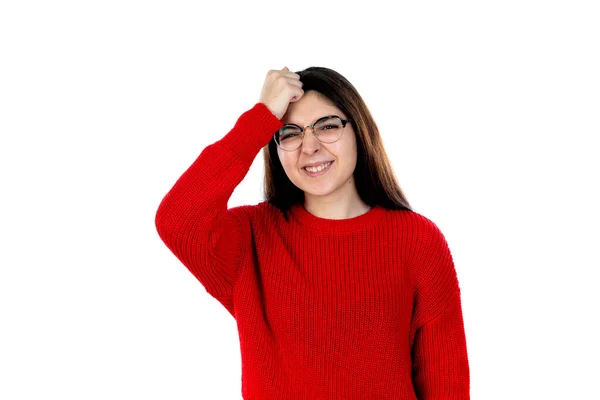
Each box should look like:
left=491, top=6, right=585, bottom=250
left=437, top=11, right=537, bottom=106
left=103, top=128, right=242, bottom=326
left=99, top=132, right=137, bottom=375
left=290, top=203, right=387, bottom=233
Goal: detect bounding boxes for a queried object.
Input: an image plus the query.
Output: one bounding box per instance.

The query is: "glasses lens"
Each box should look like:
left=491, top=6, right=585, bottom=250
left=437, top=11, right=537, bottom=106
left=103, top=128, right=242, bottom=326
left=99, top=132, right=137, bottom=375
left=274, top=117, right=346, bottom=150
left=275, top=126, right=303, bottom=150
left=314, top=117, right=344, bottom=143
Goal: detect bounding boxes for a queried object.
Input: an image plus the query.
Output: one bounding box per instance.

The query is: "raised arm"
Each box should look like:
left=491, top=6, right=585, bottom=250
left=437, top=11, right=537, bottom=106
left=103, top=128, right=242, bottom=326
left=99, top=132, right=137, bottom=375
left=154, top=68, right=303, bottom=316
left=155, top=104, right=279, bottom=315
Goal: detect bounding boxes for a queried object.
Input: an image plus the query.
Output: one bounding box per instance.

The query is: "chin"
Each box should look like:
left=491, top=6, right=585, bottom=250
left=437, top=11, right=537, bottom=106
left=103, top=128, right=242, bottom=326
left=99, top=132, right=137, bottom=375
left=301, top=184, right=339, bottom=198
left=291, top=174, right=347, bottom=198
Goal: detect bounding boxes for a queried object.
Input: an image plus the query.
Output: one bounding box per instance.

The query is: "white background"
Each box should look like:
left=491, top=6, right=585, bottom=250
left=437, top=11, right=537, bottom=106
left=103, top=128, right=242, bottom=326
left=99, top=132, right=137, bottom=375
left=1, top=1, right=599, bottom=399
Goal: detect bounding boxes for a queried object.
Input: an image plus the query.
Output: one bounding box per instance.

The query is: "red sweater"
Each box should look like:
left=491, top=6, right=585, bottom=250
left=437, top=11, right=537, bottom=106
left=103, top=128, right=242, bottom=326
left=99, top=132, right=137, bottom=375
left=155, top=103, right=470, bottom=399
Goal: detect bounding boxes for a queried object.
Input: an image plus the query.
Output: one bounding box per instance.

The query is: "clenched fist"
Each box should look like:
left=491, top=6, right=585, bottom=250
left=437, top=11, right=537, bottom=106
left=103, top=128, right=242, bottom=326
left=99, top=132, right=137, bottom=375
left=259, top=67, right=304, bottom=120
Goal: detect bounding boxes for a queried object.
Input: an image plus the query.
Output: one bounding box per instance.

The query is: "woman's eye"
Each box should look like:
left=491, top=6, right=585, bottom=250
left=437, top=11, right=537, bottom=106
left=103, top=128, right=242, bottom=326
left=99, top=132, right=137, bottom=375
left=282, top=133, right=299, bottom=140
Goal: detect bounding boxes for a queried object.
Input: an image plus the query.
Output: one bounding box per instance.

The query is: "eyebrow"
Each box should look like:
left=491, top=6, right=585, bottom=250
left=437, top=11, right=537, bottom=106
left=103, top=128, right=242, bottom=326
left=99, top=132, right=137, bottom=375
left=283, top=115, right=342, bottom=127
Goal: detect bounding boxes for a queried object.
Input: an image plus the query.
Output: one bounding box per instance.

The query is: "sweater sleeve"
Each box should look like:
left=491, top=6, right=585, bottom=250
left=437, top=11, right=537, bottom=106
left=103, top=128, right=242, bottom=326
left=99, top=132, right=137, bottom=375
left=154, top=103, right=283, bottom=316
left=408, top=215, right=470, bottom=399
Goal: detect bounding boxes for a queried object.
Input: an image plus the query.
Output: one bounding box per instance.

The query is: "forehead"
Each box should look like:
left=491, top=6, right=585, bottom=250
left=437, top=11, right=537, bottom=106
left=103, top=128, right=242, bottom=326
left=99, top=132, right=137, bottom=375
left=282, top=91, right=345, bottom=125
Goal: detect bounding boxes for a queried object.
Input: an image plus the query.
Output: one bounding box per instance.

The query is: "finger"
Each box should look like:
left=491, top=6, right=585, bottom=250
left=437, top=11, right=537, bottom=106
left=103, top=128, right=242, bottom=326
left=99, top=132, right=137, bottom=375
left=267, top=69, right=299, bottom=82
left=286, top=78, right=303, bottom=88
left=289, top=88, right=304, bottom=102
left=276, top=71, right=300, bottom=81
left=280, top=67, right=300, bottom=79
left=286, top=72, right=301, bottom=80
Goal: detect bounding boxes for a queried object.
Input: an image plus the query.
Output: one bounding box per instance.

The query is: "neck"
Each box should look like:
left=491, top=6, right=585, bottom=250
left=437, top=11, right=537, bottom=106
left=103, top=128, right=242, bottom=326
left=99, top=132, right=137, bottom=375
left=303, top=182, right=371, bottom=220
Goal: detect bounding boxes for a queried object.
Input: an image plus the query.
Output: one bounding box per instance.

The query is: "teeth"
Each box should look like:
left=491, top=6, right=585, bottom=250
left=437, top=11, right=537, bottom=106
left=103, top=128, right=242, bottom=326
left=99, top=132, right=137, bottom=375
left=305, top=162, right=331, bottom=173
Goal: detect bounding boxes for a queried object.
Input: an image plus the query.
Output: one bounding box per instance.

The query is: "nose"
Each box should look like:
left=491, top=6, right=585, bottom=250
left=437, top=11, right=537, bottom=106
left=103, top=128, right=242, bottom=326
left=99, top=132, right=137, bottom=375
left=301, top=127, right=321, bottom=154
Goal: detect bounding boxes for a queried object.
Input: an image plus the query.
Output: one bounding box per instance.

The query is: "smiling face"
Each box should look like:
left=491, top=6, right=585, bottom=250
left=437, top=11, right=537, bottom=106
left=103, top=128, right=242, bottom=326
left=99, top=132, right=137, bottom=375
left=277, top=91, right=359, bottom=203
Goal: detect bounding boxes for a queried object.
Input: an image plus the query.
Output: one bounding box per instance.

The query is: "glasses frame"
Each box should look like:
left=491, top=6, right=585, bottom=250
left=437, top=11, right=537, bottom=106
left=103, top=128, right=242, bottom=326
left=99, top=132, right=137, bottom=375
left=274, top=115, right=351, bottom=151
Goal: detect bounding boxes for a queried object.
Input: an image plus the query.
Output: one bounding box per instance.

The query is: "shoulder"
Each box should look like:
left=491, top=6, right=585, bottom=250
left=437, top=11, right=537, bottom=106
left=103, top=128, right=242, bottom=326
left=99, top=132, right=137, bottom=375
left=225, top=201, right=284, bottom=226
left=383, top=208, right=451, bottom=260
left=384, top=208, right=444, bottom=237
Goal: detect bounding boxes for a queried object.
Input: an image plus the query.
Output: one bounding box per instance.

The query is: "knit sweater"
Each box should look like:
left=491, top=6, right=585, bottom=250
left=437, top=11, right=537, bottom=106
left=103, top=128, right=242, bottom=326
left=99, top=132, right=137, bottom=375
left=155, top=103, right=470, bottom=399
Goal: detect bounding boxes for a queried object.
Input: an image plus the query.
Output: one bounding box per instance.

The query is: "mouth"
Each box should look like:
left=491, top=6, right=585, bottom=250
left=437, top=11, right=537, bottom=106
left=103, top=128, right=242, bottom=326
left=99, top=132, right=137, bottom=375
left=302, top=161, right=334, bottom=176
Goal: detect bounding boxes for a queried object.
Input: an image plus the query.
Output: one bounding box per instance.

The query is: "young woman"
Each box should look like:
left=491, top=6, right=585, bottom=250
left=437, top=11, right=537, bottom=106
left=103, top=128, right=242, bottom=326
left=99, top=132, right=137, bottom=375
left=155, top=66, right=470, bottom=399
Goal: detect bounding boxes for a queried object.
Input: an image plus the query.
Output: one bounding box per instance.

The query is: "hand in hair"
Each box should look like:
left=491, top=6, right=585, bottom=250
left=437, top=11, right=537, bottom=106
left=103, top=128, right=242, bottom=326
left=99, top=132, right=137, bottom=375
left=259, top=67, right=304, bottom=120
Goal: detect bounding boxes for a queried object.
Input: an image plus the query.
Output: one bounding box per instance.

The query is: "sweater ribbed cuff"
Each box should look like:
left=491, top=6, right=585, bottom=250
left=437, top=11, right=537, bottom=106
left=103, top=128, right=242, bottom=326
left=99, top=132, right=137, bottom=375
left=217, top=103, right=283, bottom=164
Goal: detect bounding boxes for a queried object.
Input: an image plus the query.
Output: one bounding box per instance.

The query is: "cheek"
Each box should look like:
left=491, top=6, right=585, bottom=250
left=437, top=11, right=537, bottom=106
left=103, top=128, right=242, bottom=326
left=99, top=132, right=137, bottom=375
left=347, top=135, right=359, bottom=164
left=349, top=142, right=358, bottom=165
left=337, top=139, right=358, bottom=166
left=277, top=150, right=296, bottom=173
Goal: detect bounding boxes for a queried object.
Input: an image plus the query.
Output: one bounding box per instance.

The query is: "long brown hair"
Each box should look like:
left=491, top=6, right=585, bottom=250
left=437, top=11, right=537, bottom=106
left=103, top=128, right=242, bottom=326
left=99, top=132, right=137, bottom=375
left=263, top=66, right=412, bottom=218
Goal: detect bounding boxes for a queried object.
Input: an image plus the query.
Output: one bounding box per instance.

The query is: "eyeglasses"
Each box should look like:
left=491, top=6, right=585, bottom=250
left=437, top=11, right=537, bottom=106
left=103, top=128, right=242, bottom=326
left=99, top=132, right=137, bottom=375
left=274, top=115, right=350, bottom=151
